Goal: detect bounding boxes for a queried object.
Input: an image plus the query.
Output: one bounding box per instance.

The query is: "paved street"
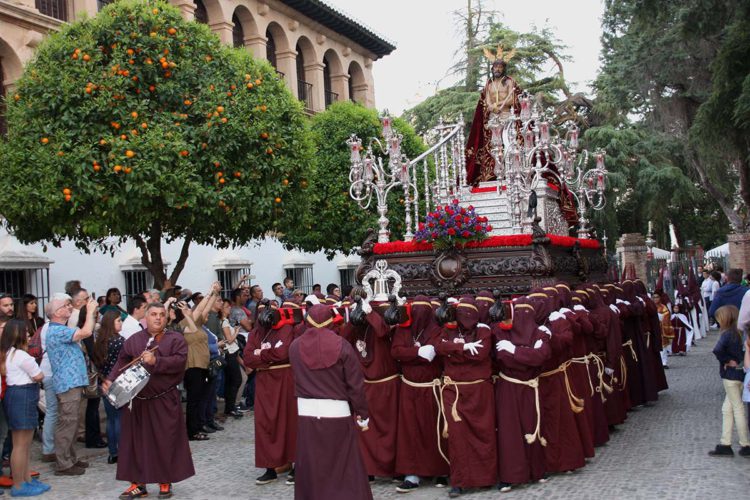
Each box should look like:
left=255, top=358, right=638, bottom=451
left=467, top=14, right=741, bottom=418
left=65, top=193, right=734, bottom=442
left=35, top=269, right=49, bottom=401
left=24, top=333, right=750, bottom=499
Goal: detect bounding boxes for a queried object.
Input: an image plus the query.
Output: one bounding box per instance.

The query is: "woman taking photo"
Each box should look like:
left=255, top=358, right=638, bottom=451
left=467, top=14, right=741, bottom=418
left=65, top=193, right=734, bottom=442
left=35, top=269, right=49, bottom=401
left=220, top=299, right=243, bottom=419
left=0, top=319, right=50, bottom=496
left=91, top=311, right=125, bottom=464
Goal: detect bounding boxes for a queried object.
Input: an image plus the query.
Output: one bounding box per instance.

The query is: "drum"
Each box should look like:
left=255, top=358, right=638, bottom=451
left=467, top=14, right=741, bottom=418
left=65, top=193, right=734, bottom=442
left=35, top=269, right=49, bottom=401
left=106, top=363, right=151, bottom=409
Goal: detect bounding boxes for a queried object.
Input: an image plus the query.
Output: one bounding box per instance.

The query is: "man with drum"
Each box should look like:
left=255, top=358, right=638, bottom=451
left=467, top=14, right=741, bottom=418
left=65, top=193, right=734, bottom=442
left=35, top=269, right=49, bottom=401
left=102, top=302, right=194, bottom=499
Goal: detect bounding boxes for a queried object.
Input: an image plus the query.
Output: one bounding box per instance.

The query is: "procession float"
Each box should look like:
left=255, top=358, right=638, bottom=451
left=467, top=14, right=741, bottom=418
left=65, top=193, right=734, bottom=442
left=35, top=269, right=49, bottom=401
left=349, top=50, right=610, bottom=297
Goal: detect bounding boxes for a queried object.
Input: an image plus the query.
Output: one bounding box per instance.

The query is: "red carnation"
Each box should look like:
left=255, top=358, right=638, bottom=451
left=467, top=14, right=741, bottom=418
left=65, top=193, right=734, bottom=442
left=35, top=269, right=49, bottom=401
left=487, top=225, right=493, bottom=232
left=463, top=216, right=470, bottom=223
left=460, top=208, right=466, bottom=215
left=439, top=219, right=446, bottom=225
left=428, top=222, right=435, bottom=228
left=452, top=199, right=459, bottom=205
left=468, top=205, right=474, bottom=211
left=454, top=214, right=462, bottom=221
left=475, top=225, right=483, bottom=231
left=447, top=228, right=456, bottom=236
left=462, top=230, right=471, bottom=238
left=446, top=209, right=454, bottom=216
left=418, top=222, right=425, bottom=230
left=432, top=231, right=438, bottom=238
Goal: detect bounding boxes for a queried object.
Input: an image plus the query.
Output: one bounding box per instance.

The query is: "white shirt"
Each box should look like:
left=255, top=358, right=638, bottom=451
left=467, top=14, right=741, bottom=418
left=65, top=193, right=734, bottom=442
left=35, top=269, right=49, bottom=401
left=711, top=280, right=720, bottom=300
left=222, top=318, right=240, bottom=354
left=67, top=308, right=81, bottom=329
left=40, top=322, right=53, bottom=379
left=701, top=278, right=713, bottom=298
left=120, top=314, right=143, bottom=339
left=5, top=348, right=42, bottom=385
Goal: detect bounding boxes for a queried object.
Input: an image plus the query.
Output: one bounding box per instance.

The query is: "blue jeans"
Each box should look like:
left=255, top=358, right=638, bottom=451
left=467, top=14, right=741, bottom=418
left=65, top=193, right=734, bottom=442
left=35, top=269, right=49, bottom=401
left=101, top=397, right=120, bottom=457
left=42, top=376, right=58, bottom=455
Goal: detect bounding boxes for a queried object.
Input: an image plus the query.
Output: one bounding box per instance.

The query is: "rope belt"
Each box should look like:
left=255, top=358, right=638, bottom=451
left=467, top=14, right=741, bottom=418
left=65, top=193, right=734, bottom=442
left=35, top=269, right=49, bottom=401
left=364, top=373, right=400, bottom=384
left=401, top=377, right=449, bottom=464
left=569, top=355, right=595, bottom=397
left=258, top=363, right=291, bottom=371
left=617, top=355, right=628, bottom=392
left=540, top=361, right=584, bottom=413
left=622, top=340, right=638, bottom=363
left=645, top=331, right=651, bottom=350
left=440, top=376, right=486, bottom=440
left=497, top=372, right=547, bottom=446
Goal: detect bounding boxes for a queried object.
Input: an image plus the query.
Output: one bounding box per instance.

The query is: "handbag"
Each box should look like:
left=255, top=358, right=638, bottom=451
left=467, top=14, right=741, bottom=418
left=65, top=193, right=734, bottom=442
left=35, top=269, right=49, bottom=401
left=81, top=342, right=101, bottom=399
left=207, top=355, right=227, bottom=379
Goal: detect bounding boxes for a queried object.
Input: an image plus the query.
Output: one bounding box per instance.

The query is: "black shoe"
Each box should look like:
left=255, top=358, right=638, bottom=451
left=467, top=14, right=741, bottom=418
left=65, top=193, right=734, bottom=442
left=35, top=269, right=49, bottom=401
left=86, top=441, right=108, bottom=449
left=119, top=484, right=148, bottom=499
left=435, top=477, right=448, bottom=488
left=201, top=425, right=216, bottom=434
left=663, top=365, right=670, bottom=369
left=448, top=487, right=463, bottom=498
left=206, top=421, right=224, bottom=431
left=368, top=475, right=375, bottom=482
left=286, top=469, right=295, bottom=485
left=708, top=444, right=734, bottom=457
left=498, top=482, right=512, bottom=492
left=226, top=410, right=244, bottom=419
left=396, top=480, right=418, bottom=493
left=738, top=446, right=750, bottom=457
left=256, top=469, right=278, bottom=485
left=107, top=455, right=118, bottom=464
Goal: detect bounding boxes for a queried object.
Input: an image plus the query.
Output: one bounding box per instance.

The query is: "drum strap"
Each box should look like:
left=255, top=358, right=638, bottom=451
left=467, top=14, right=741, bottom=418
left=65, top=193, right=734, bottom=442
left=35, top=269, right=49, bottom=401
left=134, top=385, right=177, bottom=401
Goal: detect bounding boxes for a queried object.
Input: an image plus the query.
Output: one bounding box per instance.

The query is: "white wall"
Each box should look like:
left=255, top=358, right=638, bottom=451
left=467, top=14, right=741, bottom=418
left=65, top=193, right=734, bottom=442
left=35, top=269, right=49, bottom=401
left=0, top=228, right=346, bottom=302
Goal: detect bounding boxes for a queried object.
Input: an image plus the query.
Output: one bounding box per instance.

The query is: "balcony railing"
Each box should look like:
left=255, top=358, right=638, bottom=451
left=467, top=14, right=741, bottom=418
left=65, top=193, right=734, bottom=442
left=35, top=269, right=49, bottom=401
left=325, top=90, right=339, bottom=109
left=298, top=80, right=313, bottom=113
left=36, top=0, right=68, bottom=21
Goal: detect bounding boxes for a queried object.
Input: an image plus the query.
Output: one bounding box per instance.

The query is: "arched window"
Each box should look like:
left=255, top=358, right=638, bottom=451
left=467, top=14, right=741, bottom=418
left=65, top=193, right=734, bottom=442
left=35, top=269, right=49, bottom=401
left=323, top=56, right=336, bottom=108
left=266, top=29, right=277, bottom=69
left=232, top=14, right=244, bottom=48
left=348, top=74, right=355, bottom=103
left=193, top=0, right=208, bottom=24
left=296, top=44, right=312, bottom=112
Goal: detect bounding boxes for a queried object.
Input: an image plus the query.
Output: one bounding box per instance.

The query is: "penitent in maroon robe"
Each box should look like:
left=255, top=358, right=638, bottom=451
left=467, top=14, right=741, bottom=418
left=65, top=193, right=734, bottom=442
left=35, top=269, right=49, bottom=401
left=243, top=321, right=297, bottom=468
left=436, top=299, right=497, bottom=489
left=107, top=329, right=195, bottom=484
left=391, top=296, right=449, bottom=478
left=341, top=311, right=399, bottom=477
left=289, top=305, right=372, bottom=500
left=494, top=299, right=551, bottom=486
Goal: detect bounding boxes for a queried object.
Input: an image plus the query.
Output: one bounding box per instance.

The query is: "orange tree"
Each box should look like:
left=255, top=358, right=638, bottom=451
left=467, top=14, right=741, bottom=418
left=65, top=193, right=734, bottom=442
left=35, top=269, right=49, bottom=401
left=0, top=0, right=314, bottom=287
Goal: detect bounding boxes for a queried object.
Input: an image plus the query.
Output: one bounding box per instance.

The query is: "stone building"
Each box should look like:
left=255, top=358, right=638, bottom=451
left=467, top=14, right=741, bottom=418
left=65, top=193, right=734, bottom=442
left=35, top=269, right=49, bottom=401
left=0, top=0, right=395, bottom=132
left=0, top=0, right=394, bottom=303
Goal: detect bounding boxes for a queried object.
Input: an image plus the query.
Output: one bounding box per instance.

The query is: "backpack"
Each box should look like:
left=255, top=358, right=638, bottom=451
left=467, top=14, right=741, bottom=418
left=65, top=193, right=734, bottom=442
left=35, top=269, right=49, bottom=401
left=28, top=325, right=44, bottom=365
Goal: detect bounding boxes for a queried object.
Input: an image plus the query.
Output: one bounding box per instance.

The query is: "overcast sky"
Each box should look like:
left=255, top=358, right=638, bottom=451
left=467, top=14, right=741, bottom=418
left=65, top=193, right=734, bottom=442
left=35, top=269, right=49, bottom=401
left=328, top=0, right=605, bottom=114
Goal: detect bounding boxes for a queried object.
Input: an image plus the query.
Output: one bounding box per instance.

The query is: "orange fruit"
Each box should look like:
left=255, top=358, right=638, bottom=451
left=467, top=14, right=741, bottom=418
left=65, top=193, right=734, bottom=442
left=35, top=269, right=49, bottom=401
left=184, top=99, right=192, bottom=106
left=150, top=32, right=157, bottom=37
left=168, top=27, right=177, bottom=35
left=255, top=79, right=262, bottom=85
left=221, top=117, right=227, bottom=124
left=246, top=83, right=254, bottom=89
left=57, top=151, right=64, bottom=157
left=141, top=122, right=148, bottom=129
left=130, top=129, right=138, bottom=136
left=163, top=49, right=169, bottom=55
left=93, top=164, right=101, bottom=172
left=72, top=53, right=79, bottom=60
left=122, top=70, right=129, bottom=77
left=217, top=172, right=224, bottom=177
left=124, top=167, right=133, bottom=174
left=234, top=172, right=241, bottom=178
left=260, top=132, right=269, bottom=139
left=13, top=94, right=19, bottom=101
left=219, top=178, right=225, bottom=184
left=129, top=59, right=135, bottom=65
left=216, top=106, right=224, bottom=113
left=266, top=147, right=273, bottom=154
left=230, top=84, right=236, bottom=90
left=218, top=200, right=226, bottom=207
left=64, top=194, right=71, bottom=202
left=152, top=8, right=158, bottom=14
left=149, top=85, right=156, bottom=92
left=125, top=150, right=135, bottom=158
left=74, top=48, right=81, bottom=54
left=282, top=179, right=289, bottom=186
left=226, top=91, right=232, bottom=97
left=127, top=48, right=134, bottom=55
left=205, top=55, right=212, bottom=62
left=131, top=112, right=138, bottom=119
left=145, top=58, right=153, bottom=65
left=164, top=71, right=171, bottom=78
left=85, top=87, right=92, bottom=94
left=40, top=137, right=49, bottom=144
left=209, top=84, right=215, bottom=91
left=161, top=61, right=169, bottom=69
left=99, top=139, right=107, bottom=145
left=83, top=54, right=90, bottom=62
left=120, top=134, right=127, bottom=140
left=62, top=188, right=71, bottom=195
left=180, top=150, right=189, bottom=157
left=111, top=122, right=120, bottom=129
left=114, top=164, right=123, bottom=172
left=260, top=105, right=267, bottom=112
left=274, top=197, right=281, bottom=203
left=213, top=161, right=221, bottom=167
left=245, top=74, right=252, bottom=81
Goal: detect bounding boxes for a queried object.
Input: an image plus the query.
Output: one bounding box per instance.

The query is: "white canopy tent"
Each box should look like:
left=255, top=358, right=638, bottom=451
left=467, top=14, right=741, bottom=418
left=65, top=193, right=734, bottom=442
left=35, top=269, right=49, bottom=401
left=705, top=243, right=729, bottom=258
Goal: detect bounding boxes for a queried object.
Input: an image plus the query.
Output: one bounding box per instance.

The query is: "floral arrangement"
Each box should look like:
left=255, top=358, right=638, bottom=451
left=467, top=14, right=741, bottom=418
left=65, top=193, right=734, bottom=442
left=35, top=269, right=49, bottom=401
left=415, top=199, right=492, bottom=250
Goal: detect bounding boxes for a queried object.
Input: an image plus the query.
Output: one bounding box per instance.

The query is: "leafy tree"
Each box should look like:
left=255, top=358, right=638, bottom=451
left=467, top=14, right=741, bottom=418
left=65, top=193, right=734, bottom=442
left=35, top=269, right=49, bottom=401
left=0, top=0, right=314, bottom=288
left=593, top=0, right=750, bottom=237
left=282, top=101, right=424, bottom=257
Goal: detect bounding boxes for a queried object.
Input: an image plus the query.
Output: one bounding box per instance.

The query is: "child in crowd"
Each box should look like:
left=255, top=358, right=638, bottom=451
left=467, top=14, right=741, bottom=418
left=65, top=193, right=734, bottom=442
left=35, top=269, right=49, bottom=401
left=709, top=305, right=750, bottom=457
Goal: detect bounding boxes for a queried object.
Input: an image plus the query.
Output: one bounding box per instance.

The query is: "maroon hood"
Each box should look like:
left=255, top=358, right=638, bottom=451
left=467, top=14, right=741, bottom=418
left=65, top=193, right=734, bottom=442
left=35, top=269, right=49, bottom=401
left=475, top=290, right=495, bottom=324
left=455, top=298, right=480, bottom=334
left=509, top=297, right=541, bottom=345
left=297, top=305, right=343, bottom=369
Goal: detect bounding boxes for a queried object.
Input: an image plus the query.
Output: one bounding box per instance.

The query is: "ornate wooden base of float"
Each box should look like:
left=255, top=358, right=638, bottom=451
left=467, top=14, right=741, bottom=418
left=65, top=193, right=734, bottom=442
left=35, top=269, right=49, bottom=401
left=356, top=230, right=608, bottom=297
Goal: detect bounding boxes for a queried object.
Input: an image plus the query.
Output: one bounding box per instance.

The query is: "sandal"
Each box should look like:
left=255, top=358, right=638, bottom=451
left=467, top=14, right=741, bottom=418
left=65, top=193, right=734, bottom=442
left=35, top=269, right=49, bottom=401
left=119, top=483, right=148, bottom=499
left=189, top=433, right=210, bottom=441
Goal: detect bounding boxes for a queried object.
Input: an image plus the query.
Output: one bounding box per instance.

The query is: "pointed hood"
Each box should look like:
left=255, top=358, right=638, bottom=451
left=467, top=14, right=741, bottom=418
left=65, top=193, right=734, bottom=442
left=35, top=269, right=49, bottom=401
left=474, top=290, right=495, bottom=324
left=509, top=297, right=541, bottom=345
left=455, top=298, right=480, bottom=334
left=297, top=304, right=343, bottom=370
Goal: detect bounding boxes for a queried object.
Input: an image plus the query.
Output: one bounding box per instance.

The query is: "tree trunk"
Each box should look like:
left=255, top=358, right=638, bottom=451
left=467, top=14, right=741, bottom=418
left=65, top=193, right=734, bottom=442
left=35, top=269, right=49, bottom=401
left=688, top=152, right=746, bottom=231
left=133, top=222, right=193, bottom=290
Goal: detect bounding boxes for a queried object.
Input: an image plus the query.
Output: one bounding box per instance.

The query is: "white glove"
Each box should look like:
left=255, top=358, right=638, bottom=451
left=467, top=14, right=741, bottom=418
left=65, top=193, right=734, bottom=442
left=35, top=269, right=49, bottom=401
left=539, top=326, right=552, bottom=337
left=533, top=339, right=543, bottom=349
left=609, top=304, right=620, bottom=314
left=356, top=417, right=369, bottom=429
left=559, top=308, right=573, bottom=315
left=463, top=340, right=484, bottom=356
left=260, top=342, right=272, bottom=350
left=549, top=311, right=565, bottom=322
left=637, top=297, right=645, bottom=304
left=274, top=340, right=283, bottom=348
left=604, top=367, right=614, bottom=377
left=496, top=339, right=516, bottom=354
left=573, top=305, right=588, bottom=312
left=360, top=300, right=372, bottom=315
left=417, top=344, right=436, bottom=362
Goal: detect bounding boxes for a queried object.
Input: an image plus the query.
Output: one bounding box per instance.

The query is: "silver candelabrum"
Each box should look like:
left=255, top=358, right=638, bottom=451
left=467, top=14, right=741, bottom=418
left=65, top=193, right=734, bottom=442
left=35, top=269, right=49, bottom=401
left=347, top=112, right=418, bottom=244
left=487, top=91, right=607, bottom=238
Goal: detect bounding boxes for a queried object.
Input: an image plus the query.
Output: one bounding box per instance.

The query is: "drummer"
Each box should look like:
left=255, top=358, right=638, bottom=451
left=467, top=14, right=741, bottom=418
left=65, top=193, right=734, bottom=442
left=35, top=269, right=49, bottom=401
left=102, top=302, right=195, bottom=499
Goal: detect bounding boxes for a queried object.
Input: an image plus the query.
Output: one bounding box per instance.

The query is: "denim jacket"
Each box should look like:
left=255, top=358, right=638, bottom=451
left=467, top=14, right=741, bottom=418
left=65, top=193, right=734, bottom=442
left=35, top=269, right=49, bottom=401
left=713, top=329, right=745, bottom=382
